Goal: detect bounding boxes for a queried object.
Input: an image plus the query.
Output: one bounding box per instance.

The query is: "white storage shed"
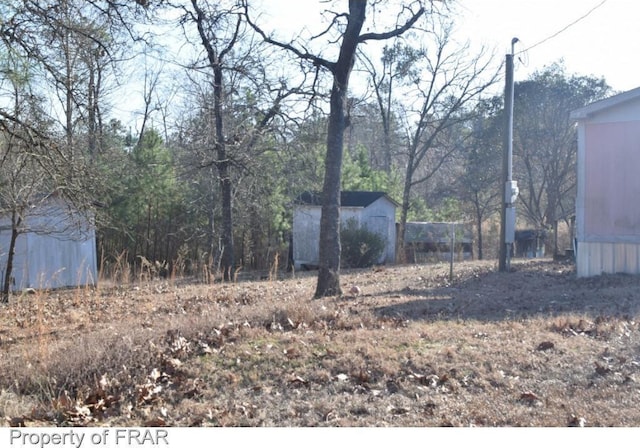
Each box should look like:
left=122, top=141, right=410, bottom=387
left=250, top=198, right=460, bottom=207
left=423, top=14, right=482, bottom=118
left=0, top=195, right=97, bottom=291
left=292, top=191, right=397, bottom=270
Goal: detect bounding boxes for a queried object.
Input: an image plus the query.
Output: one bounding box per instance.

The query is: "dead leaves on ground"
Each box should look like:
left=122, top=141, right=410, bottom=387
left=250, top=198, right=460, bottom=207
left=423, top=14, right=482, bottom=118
left=5, top=261, right=640, bottom=426
left=6, top=328, right=214, bottom=427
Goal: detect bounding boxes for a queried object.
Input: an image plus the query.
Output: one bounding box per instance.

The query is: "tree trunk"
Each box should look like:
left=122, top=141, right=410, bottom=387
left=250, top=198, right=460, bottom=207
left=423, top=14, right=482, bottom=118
left=545, top=188, right=560, bottom=256
left=2, top=212, right=22, bottom=302
left=476, top=204, right=484, bottom=260
left=206, top=178, right=216, bottom=271
left=315, top=82, right=347, bottom=297
left=396, top=150, right=415, bottom=265
left=314, top=1, right=366, bottom=298
left=213, top=62, right=235, bottom=280
left=218, top=164, right=234, bottom=279
left=87, top=63, right=97, bottom=157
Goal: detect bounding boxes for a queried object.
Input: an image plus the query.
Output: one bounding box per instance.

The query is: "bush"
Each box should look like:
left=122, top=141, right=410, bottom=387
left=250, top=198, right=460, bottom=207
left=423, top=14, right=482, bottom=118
left=340, top=218, right=386, bottom=268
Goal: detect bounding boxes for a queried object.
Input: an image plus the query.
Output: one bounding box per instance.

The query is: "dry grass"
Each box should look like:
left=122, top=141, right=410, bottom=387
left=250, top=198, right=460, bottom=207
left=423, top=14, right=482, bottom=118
left=2, top=258, right=640, bottom=427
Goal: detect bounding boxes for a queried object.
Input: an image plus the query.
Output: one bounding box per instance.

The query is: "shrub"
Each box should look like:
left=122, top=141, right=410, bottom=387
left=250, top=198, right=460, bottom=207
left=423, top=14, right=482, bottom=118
left=340, top=218, right=386, bottom=268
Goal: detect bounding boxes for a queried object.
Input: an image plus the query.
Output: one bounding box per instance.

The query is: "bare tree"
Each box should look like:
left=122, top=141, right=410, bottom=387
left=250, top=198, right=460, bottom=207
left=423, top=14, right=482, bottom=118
left=512, top=64, right=610, bottom=254
left=0, top=130, right=54, bottom=300
left=360, top=42, right=419, bottom=174
left=173, top=0, right=308, bottom=279
left=370, top=16, right=499, bottom=260
left=246, top=0, right=424, bottom=297
left=457, top=98, right=503, bottom=259
left=175, top=0, right=244, bottom=280
left=1, top=0, right=137, bottom=203
left=0, top=61, right=68, bottom=299
left=4, top=1, right=122, bottom=150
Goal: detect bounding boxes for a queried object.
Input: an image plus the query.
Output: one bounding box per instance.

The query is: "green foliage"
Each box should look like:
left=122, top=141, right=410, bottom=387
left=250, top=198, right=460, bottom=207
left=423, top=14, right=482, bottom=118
left=342, top=145, right=391, bottom=191
left=406, top=196, right=432, bottom=222
left=107, top=129, right=181, bottom=229
left=98, top=127, right=188, bottom=265
left=0, top=50, right=33, bottom=88
left=132, top=129, right=179, bottom=201
left=406, top=196, right=463, bottom=223
left=433, top=197, right=463, bottom=222
left=340, top=218, right=385, bottom=268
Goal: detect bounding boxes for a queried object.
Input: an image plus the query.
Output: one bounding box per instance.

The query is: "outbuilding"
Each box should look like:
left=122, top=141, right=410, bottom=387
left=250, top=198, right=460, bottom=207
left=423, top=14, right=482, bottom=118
left=0, top=195, right=97, bottom=291
left=403, top=221, right=473, bottom=263
left=571, top=86, right=640, bottom=277
left=292, top=191, right=397, bottom=270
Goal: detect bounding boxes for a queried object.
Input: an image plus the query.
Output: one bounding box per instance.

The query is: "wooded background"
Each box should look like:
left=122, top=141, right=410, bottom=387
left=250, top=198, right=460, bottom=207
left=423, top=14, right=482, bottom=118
left=0, top=0, right=611, bottom=290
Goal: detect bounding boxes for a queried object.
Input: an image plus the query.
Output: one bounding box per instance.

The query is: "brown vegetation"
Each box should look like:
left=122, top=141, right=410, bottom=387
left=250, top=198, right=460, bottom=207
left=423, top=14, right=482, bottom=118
left=2, top=258, right=640, bottom=427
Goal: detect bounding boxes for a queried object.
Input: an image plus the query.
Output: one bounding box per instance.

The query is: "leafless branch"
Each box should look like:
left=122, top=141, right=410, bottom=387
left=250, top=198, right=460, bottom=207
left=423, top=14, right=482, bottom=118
left=358, top=6, right=425, bottom=42
left=310, top=12, right=348, bottom=41
left=242, top=2, right=335, bottom=71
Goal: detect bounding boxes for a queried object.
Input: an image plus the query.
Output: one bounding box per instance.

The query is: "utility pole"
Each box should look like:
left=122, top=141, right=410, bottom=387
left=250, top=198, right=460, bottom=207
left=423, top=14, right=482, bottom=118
left=499, top=38, right=519, bottom=272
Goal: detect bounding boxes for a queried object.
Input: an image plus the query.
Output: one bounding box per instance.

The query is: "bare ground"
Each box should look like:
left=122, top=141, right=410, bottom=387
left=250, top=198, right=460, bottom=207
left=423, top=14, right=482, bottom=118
left=2, top=258, right=640, bottom=427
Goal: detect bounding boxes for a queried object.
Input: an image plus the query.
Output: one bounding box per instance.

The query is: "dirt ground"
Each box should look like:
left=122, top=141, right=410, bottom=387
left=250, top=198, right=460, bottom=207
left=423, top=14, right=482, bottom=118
left=2, top=257, right=640, bottom=427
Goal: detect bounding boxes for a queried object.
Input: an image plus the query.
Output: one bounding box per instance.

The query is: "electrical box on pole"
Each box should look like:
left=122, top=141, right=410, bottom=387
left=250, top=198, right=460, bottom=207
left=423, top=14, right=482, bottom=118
left=505, top=180, right=519, bottom=205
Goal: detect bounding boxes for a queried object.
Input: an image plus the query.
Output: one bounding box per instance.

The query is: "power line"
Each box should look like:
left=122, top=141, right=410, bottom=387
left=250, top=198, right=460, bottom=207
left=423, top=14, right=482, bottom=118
left=517, top=0, right=608, bottom=55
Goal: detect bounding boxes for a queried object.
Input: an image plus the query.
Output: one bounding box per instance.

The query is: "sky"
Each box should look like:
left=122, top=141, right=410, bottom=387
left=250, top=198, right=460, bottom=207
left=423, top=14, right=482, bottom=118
left=119, top=0, right=639, bottom=128
left=455, top=0, right=639, bottom=93
left=262, top=0, right=637, bottom=93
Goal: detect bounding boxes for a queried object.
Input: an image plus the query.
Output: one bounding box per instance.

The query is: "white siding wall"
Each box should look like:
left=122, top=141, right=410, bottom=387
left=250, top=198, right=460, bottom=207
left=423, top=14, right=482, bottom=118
left=577, top=241, right=640, bottom=277
left=25, top=229, right=97, bottom=289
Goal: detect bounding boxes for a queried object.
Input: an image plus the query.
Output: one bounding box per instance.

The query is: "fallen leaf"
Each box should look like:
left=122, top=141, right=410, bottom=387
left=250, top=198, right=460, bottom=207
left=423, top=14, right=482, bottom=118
left=568, top=415, right=586, bottom=427
left=149, top=368, right=161, bottom=381
left=536, top=341, right=555, bottom=351
left=386, top=379, right=400, bottom=394
left=387, top=405, right=408, bottom=415
left=289, top=375, right=309, bottom=386
left=519, top=391, right=543, bottom=406
left=144, top=417, right=167, bottom=427
left=595, top=362, right=611, bottom=376
left=7, top=416, right=26, bottom=427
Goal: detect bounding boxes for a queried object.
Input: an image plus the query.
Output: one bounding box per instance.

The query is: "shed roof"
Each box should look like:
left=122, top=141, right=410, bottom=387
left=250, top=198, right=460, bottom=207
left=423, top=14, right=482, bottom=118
left=295, top=191, right=397, bottom=208
left=570, top=86, right=640, bottom=120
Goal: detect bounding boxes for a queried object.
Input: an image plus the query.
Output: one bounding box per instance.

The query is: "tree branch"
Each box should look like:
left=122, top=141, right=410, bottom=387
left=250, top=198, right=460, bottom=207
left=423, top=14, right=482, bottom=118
left=358, top=6, right=425, bottom=42
left=242, top=1, right=335, bottom=71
